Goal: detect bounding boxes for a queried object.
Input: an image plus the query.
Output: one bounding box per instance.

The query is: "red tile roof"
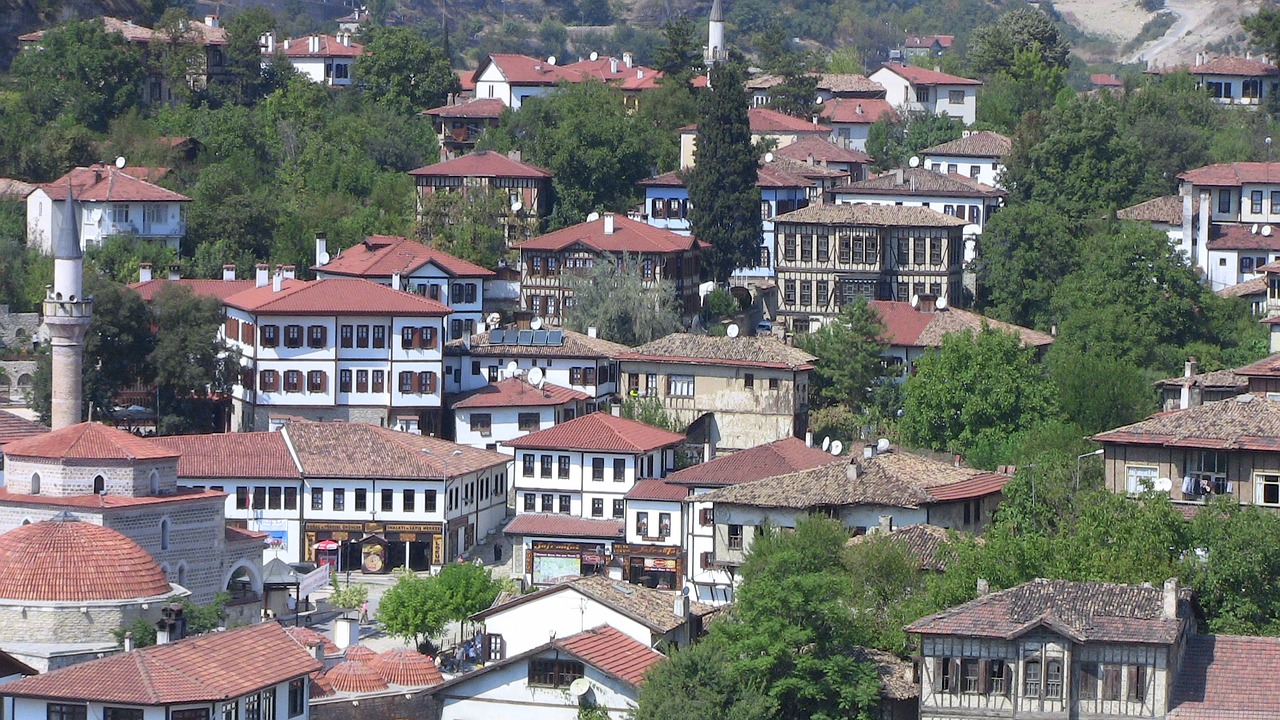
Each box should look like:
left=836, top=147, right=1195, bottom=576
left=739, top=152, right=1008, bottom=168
left=315, top=234, right=495, bottom=279
left=452, top=377, right=589, bottom=408
left=151, top=432, right=301, bottom=479
left=283, top=34, right=364, bottom=58
left=619, top=333, right=816, bottom=370
left=921, top=130, right=1012, bottom=159
left=748, top=107, right=832, bottom=133
left=283, top=420, right=509, bottom=478
left=1093, top=394, right=1280, bottom=450
left=223, top=278, right=450, bottom=316
left=7, top=624, right=319, bottom=704
left=774, top=136, right=872, bottom=165
left=342, top=645, right=378, bottom=663
left=554, top=625, right=665, bottom=686
left=624, top=478, right=689, bottom=501
left=368, top=649, right=445, bottom=687
left=1233, top=354, right=1280, bottom=377
left=870, top=301, right=1054, bottom=348
left=408, top=150, right=552, bottom=179
left=129, top=278, right=258, bottom=303
left=1179, top=162, right=1280, bottom=187
left=517, top=214, right=700, bottom=254
left=1208, top=223, right=1280, bottom=251
left=1118, top=194, right=1199, bottom=225
left=819, top=98, right=899, bottom=124
left=905, top=34, right=955, bottom=49
left=423, top=98, right=507, bottom=119
left=0, top=487, right=225, bottom=509
left=1091, top=72, right=1124, bottom=87
left=36, top=165, right=190, bottom=203
left=455, top=68, right=476, bottom=91
left=561, top=57, right=658, bottom=83
left=1169, top=634, right=1280, bottom=719
left=1152, top=56, right=1280, bottom=77
left=925, top=472, right=1012, bottom=501
left=504, top=513, right=625, bottom=539
left=665, top=437, right=840, bottom=487
left=225, top=526, right=268, bottom=544
left=0, top=516, right=172, bottom=601
left=4, top=422, right=177, bottom=461
left=475, top=54, right=583, bottom=85
left=875, top=63, right=982, bottom=86
left=285, top=626, right=341, bottom=655
left=0, top=411, right=49, bottom=447
left=836, top=167, right=1005, bottom=198
left=504, top=411, right=685, bottom=452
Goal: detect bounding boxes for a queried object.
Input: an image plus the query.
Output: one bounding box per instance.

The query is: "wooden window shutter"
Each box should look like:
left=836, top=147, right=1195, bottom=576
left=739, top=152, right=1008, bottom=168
left=423, top=326, right=436, bottom=348
left=978, top=659, right=989, bottom=694
left=949, top=659, right=960, bottom=695
left=318, top=326, right=327, bottom=345
left=1126, top=665, right=1138, bottom=701
left=932, top=658, right=944, bottom=693
left=320, top=371, right=328, bottom=393
left=427, top=372, right=437, bottom=394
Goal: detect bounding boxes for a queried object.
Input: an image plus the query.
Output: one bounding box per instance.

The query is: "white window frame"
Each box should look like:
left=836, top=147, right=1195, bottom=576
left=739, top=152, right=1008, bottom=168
left=668, top=374, right=694, bottom=398
left=1125, top=464, right=1159, bottom=494
left=1256, top=472, right=1280, bottom=506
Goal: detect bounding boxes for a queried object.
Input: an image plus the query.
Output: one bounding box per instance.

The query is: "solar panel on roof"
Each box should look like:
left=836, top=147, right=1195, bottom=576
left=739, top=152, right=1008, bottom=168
left=518, top=329, right=534, bottom=345
left=547, top=330, right=564, bottom=346
left=532, top=329, right=549, bottom=345
left=490, top=329, right=505, bottom=344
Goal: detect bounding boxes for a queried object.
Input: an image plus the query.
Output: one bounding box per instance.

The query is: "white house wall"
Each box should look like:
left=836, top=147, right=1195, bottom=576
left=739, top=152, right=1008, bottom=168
left=479, top=590, right=653, bottom=656
left=439, top=655, right=638, bottom=720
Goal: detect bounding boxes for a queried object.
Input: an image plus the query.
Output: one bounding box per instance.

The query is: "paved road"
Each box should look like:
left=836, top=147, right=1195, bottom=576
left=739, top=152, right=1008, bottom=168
left=1126, top=0, right=1217, bottom=65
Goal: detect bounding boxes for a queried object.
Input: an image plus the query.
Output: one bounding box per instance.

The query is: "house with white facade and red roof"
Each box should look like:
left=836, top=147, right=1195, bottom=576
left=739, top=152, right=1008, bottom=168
left=818, top=97, right=899, bottom=152
left=1175, top=161, right=1280, bottom=291
left=679, top=107, right=834, bottom=169
left=451, top=376, right=589, bottom=453
left=26, top=164, right=191, bottom=253
left=277, top=33, right=364, bottom=87
left=422, top=98, right=507, bottom=159
left=1148, top=54, right=1280, bottom=108
left=869, top=63, right=982, bottom=125
left=470, top=53, right=583, bottom=109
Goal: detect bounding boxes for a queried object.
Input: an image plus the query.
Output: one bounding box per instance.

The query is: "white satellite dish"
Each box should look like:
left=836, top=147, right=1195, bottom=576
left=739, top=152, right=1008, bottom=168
left=568, top=678, right=592, bottom=697
left=830, top=440, right=844, bottom=456
left=821, top=436, right=831, bottom=451
left=547, top=55, right=557, bottom=65
left=528, top=366, right=545, bottom=387
left=511, top=200, right=523, bottom=213
left=910, top=294, right=920, bottom=309
left=1253, top=223, right=1261, bottom=234
left=1265, top=226, right=1274, bottom=237
left=726, top=323, right=740, bottom=338
left=1154, top=477, right=1173, bottom=493
left=114, top=156, right=126, bottom=169
left=764, top=152, right=774, bottom=163
left=589, top=51, right=599, bottom=61
left=936, top=295, right=948, bottom=310
left=530, top=316, right=544, bottom=330
left=486, top=312, right=502, bottom=326
left=876, top=437, right=891, bottom=453
left=505, top=361, right=519, bottom=377
left=586, top=211, right=601, bottom=222
left=908, top=156, right=920, bottom=168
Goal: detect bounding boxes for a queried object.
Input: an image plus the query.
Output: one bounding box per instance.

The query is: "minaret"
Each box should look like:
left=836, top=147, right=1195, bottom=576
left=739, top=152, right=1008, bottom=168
left=706, top=0, right=725, bottom=65
left=44, top=182, right=92, bottom=429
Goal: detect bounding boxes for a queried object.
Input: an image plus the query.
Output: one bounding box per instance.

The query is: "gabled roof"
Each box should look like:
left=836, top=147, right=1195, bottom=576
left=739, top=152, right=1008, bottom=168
left=748, top=107, right=831, bottom=133
left=1206, top=223, right=1280, bottom=251
left=504, top=411, right=685, bottom=452
left=848, top=523, right=966, bottom=571
left=665, top=437, right=839, bottom=487
left=747, top=73, right=885, bottom=95
left=474, top=53, right=583, bottom=85
left=869, top=301, right=1054, bottom=349
left=151, top=432, right=301, bottom=479
left=555, top=625, right=666, bottom=686
left=699, top=450, right=1010, bottom=510
left=1, top=622, right=322, bottom=704
left=905, top=34, right=954, bottom=49
left=450, top=328, right=629, bottom=359
left=764, top=154, right=848, bottom=180
left=561, top=56, right=658, bottom=83
left=639, top=165, right=810, bottom=190
left=834, top=167, right=1005, bottom=198
left=1168, top=634, right=1280, bottom=719
left=223, top=278, right=451, bottom=316
left=1217, top=275, right=1268, bottom=299
left=921, top=131, right=1012, bottom=159
left=423, top=98, right=508, bottom=119
left=1235, top=354, right=1280, bottom=378
left=624, top=478, right=689, bottom=501
left=129, top=278, right=258, bottom=303
left=516, top=214, right=701, bottom=254
left=1151, top=56, right=1280, bottom=77
left=408, top=150, right=552, bottom=179
left=0, top=411, right=49, bottom=447
left=773, top=203, right=968, bottom=228
left=314, top=234, right=495, bottom=279
left=618, top=334, right=816, bottom=370
left=472, top=575, right=714, bottom=633
left=905, top=578, right=1190, bottom=644
left=20, top=16, right=227, bottom=45
left=1090, top=72, right=1124, bottom=87
left=1093, top=394, right=1280, bottom=450
left=4, top=422, right=177, bottom=461
left=774, top=136, right=873, bottom=165
left=1154, top=368, right=1246, bottom=391
left=1118, top=195, right=1199, bottom=225
left=503, top=512, right=625, bottom=539
left=282, top=34, right=364, bottom=58
left=873, top=63, right=982, bottom=86
left=451, top=377, right=589, bottom=409
left=283, top=421, right=508, bottom=478
left=35, top=165, right=190, bottom=203
left=1179, top=162, right=1280, bottom=187
left=819, top=98, right=899, bottom=125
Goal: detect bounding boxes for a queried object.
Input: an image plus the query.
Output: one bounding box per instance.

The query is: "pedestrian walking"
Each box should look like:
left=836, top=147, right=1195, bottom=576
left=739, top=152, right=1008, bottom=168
left=359, top=601, right=369, bottom=624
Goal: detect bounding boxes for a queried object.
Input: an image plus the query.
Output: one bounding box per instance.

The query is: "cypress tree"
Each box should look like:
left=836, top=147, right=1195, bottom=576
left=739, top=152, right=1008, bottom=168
left=688, top=58, right=762, bottom=282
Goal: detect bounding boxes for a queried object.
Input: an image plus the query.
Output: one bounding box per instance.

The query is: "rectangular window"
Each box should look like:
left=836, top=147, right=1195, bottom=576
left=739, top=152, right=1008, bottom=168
left=800, top=235, right=813, bottom=261
left=614, top=458, right=626, bottom=481
left=1254, top=190, right=1264, bottom=214
left=221, top=703, right=237, bottom=720
left=523, top=455, right=535, bottom=477
left=658, top=512, right=672, bottom=537
left=816, top=280, right=828, bottom=305
left=947, top=163, right=959, bottom=175
left=668, top=374, right=694, bottom=397
left=419, top=371, right=437, bottom=394
left=1189, top=450, right=1229, bottom=496
left=1128, top=664, right=1147, bottom=702
left=817, top=234, right=830, bottom=261
left=284, top=487, right=297, bottom=510
left=289, top=678, right=306, bottom=717
left=1272, top=191, right=1280, bottom=214
left=283, top=370, right=301, bottom=393
left=541, top=493, right=553, bottom=512
left=613, top=499, right=624, bottom=518
left=471, top=413, right=492, bottom=436
left=1080, top=662, right=1099, bottom=700
left=1102, top=664, right=1122, bottom=701
left=744, top=373, right=754, bottom=388
left=1259, top=473, right=1280, bottom=506
left=699, top=507, right=714, bottom=526
left=949, top=89, right=964, bottom=104
left=1126, top=465, right=1158, bottom=494
left=518, top=413, right=540, bottom=432
left=340, top=325, right=353, bottom=348
left=583, top=367, right=597, bottom=385
left=636, top=511, right=649, bottom=536
left=284, top=325, right=303, bottom=348
left=333, top=489, right=345, bottom=511
left=307, top=325, right=326, bottom=348
left=355, top=369, right=368, bottom=393
left=523, top=493, right=536, bottom=512
left=311, top=488, right=323, bottom=510
left=261, top=325, right=279, bottom=348
left=570, top=367, right=583, bottom=385
left=728, top=524, right=744, bottom=549
left=800, top=281, right=812, bottom=306
left=939, top=658, right=956, bottom=694
left=400, top=327, right=417, bottom=349
left=424, top=490, right=437, bottom=512
left=1046, top=659, right=1063, bottom=699
left=592, top=458, right=605, bottom=480
left=528, top=659, right=585, bottom=688
left=558, top=494, right=571, bottom=513
left=244, top=692, right=261, bottom=720
left=399, top=371, right=414, bottom=393
left=355, top=325, right=369, bottom=348
left=268, top=487, right=282, bottom=509
left=784, top=280, right=795, bottom=303
left=339, top=369, right=352, bottom=393
left=558, top=455, right=570, bottom=479
left=540, top=455, right=552, bottom=478
left=262, top=688, right=276, bottom=720
left=307, top=370, right=326, bottom=393
left=646, top=373, right=657, bottom=397
left=1023, top=660, right=1041, bottom=698
left=354, top=488, right=367, bottom=511
left=1220, top=189, right=1233, bottom=214
left=403, top=489, right=415, bottom=511
left=372, top=325, right=386, bottom=348
left=371, top=370, right=384, bottom=393
left=236, top=486, right=249, bottom=509
left=111, top=204, right=131, bottom=223
left=961, top=659, right=981, bottom=694
left=989, top=660, right=1008, bottom=696
left=381, top=488, right=394, bottom=512
left=591, top=498, right=604, bottom=517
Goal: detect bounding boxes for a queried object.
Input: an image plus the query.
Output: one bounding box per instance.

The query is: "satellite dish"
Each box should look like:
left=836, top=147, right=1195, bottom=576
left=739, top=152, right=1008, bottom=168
left=908, top=156, right=920, bottom=168
left=1154, top=477, right=1173, bottom=492
left=586, top=211, right=601, bottom=222
left=114, top=156, right=126, bottom=169
left=830, top=440, right=844, bottom=456
left=821, top=436, right=831, bottom=451
left=764, top=152, right=774, bottom=163
left=910, top=294, right=920, bottom=309
left=511, top=200, right=523, bottom=213
left=1253, top=223, right=1261, bottom=234
left=1265, top=226, right=1274, bottom=237
left=91, top=208, right=103, bottom=221
left=505, top=361, right=519, bottom=377
left=876, top=437, right=891, bottom=453
left=486, top=312, right=502, bottom=326
left=547, top=55, right=557, bottom=65
left=568, top=678, right=592, bottom=697
left=726, top=323, right=740, bottom=338
left=528, top=366, right=545, bottom=387
left=590, top=51, right=599, bottom=61
left=936, top=295, right=948, bottom=310
left=530, top=316, right=544, bottom=330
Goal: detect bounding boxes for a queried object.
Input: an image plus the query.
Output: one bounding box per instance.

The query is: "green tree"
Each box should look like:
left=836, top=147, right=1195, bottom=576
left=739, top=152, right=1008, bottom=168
left=975, top=47, right=1067, bottom=133
left=795, top=299, right=887, bottom=412
left=899, top=327, right=1058, bottom=458
left=620, top=396, right=685, bottom=431
left=1120, top=71, right=1221, bottom=198
left=1183, top=498, right=1280, bottom=635
left=356, top=27, right=460, bottom=115
left=152, top=9, right=209, bottom=107
left=219, top=8, right=291, bottom=106
left=866, top=111, right=962, bottom=171
left=10, top=20, right=145, bottom=132
left=83, top=274, right=156, bottom=419
left=563, top=254, right=683, bottom=345
left=688, top=59, right=762, bottom=281
left=653, top=17, right=702, bottom=76
left=756, top=22, right=818, bottom=118
left=378, top=574, right=448, bottom=647
left=149, top=285, right=240, bottom=434
left=427, top=561, right=504, bottom=622
left=635, top=635, right=773, bottom=720
left=1046, top=346, right=1154, bottom=435
left=328, top=582, right=369, bottom=614
left=968, top=8, right=1070, bottom=75
left=1243, top=9, right=1280, bottom=71
left=418, top=188, right=514, bottom=268
left=974, top=201, right=1077, bottom=329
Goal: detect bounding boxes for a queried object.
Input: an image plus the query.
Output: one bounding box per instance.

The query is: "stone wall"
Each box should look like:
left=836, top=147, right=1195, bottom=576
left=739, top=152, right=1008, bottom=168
left=5, top=457, right=179, bottom=498
left=0, top=600, right=157, bottom=645
left=311, top=689, right=440, bottom=720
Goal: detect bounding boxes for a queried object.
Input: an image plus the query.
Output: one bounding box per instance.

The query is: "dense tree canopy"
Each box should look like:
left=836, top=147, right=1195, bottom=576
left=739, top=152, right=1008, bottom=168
left=795, top=299, right=888, bottom=412
left=562, top=254, right=683, bottom=345
left=355, top=27, right=459, bottom=116
left=10, top=20, right=144, bottom=132
left=967, top=8, right=1071, bottom=75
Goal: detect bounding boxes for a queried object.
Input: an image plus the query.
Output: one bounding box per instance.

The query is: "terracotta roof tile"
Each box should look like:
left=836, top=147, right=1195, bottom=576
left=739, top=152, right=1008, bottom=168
left=851, top=646, right=919, bottom=699
left=343, top=645, right=378, bottom=663
left=774, top=136, right=873, bottom=165
left=747, top=107, right=832, bottom=133
left=875, top=63, right=982, bottom=86
left=504, top=412, right=685, bottom=452
left=870, top=301, right=1054, bottom=348
left=849, top=523, right=966, bottom=571
left=4, top=422, right=177, bottom=460
left=223, top=278, right=451, bottom=316
left=554, top=625, right=665, bottom=686
left=819, top=98, right=899, bottom=124
left=1091, top=72, right=1124, bottom=87
left=1155, top=368, right=1247, bottom=391
left=0, top=516, right=172, bottom=601
left=905, top=34, right=954, bottom=49
left=368, top=649, right=444, bottom=687
left=620, top=334, right=815, bottom=370
left=451, top=377, right=589, bottom=408
left=665, top=437, right=839, bottom=487
left=921, top=131, right=1011, bottom=159
left=129, top=278, right=258, bottom=303
left=315, top=235, right=495, bottom=279
left=0, top=487, right=225, bottom=509
left=774, top=203, right=969, bottom=228
left=1093, top=395, right=1280, bottom=449
left=282, top=34, right=364, bottom=58
left=476, top=54, right=583, bottom=85
left=321, top=661, right=390, bottom=694
left=1179, top=162, right=1280, bottom=186
left=225, top=526, right=268, bottom=544
left=450, top=328, right=629, bottom=359
left=906, top=578, right=1190, bottom=644
left=37, top=165, right=190, bottom=203
left=1207, top=223, right=1280, bottom=251
left=408, top=150, right=552, bottom=179
left=2, top=622, right=321, bottom=704
left=561, top=57, right=659, bottom=83
left=152, top=432, right=300, bottom=479
left=765, top=153, right=849, bottom=179
left=835, top=167, right=1005, bottom=198
left=0, top=411, right=49, bottom=447
left=423, top=98, right=507, bottom=119
left=624, top=478, right=689, bottom=501
left=283, top=421, right=509, bottom=478
left=639, top=165, right=811, bottom=190
left=1118, top=195, right=1199, bottom=224
left=1234, top=355, right=1280, bottom=377
left=504, top=513, right=624, bottom=539
left=1169, top=634, right=1280, bottom=718
left=1152, top=56, right=1280, bottom=78
left=747, top=73, right=885, bottom=95
left=1217, top=276, right=1268, bottom=299
left=284, top=626, right=341, bottom=655
left=474, top=574, right=715, bottom=632
left=516, top=214, right=700, bottom=254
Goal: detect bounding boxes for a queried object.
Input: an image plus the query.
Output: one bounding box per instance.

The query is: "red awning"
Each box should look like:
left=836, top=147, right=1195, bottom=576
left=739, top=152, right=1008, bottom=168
left=315, top=540, right=340, bottom=551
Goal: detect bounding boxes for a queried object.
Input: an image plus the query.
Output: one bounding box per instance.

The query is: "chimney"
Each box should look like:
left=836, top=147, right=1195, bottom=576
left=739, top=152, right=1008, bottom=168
left=204, top=14, right=219, bottom=28
left=623, top=52, right=633, bottom=68
left=863, top=444, right=875, bottom=459
left=603, top=213, right=615, bottom=234
left=805, top=430, right=813, bottom=447
left=1163, top=578, right=1179, bottom=619
left=977, top=578, right=990, bottom=596
left=672, top=588, right=691, bottom=619
left=315, top=232, right=329, bottom=266
left=637, top=69, right=644, bottom=79
left=138, top=263, right=153, bottom=283
left=123, top=631, right=135, bottom=652
left=167, top=264, right=181, bottom=281
left=610, top=57, right=619, bottom=74
left=340, top=32, right=351, bottom=47
left=918, top=293, right=937, bottom=313
left=272, top=269, right=283, bottom=293
left=703, top=439, right=716, bottom=462
left=848, top=460, right=863, bottom=480
left=309, top=641, right=325, bottom=662
left=256, top=263, right=270, bottom=288
left=155, top=603, right=186, bottom=644
left=391, top=271, right=402, bottom=290
left=893, top=168, right=904, bottom=185
left=611, top=403, right=621, bottom=417
left=878, top=515, right=892, bottom=534
left=282, top=265, right=296, bottom=280
left=587, top=326, right=598, bottom=338
left=222, top=264, right=236, bottom=282
left=1185, top=356, right=1198, bottom=378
